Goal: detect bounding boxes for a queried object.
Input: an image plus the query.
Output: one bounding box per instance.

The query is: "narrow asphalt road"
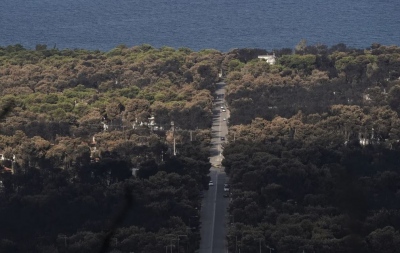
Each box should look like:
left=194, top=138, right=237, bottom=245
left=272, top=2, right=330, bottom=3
left=199, top=82, right=230, bottom=253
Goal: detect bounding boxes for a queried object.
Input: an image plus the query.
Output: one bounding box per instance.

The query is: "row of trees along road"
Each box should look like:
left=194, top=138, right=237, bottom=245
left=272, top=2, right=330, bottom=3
left=0, top=44, right=228, bottom=253
left=223, top=42, right=400, bottom=253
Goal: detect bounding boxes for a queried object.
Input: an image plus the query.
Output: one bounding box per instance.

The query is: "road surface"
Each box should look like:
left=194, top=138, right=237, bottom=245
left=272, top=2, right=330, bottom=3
left=199, top=82, right=230, bottom=253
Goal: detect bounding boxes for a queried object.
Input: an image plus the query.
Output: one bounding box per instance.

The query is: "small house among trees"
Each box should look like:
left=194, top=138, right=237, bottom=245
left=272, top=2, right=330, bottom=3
left=257, top=54, right=276, bottom=64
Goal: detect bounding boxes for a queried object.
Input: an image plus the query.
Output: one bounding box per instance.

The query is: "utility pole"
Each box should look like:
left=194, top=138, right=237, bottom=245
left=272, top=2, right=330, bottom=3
left=177, top=235, right=187, bottom=253
left=122, top=126, right=126, bottom=140
left=59, top=234, right=67, bottom=247
left=190, top=130, right=193, bottom=141
left=173, top=137, right=176, bottom=156
left=171, top=121, right=176, bottom=156
left=227, top=235, right=237, bottom=253
left=235, top=236, right=238, bottom=253
left=165, top=234, right=177, bottom=253
left=170, top=239, right=177, bottom=253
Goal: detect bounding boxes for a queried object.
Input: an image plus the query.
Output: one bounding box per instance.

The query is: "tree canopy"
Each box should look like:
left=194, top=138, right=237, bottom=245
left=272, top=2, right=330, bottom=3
left=222, top=43, right=400, bottom=253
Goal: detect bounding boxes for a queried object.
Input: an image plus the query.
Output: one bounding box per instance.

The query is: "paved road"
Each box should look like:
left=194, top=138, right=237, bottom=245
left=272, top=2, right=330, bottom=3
left=199, top=82, right=230, bottom=253
left=209, top=82, right=229, bottom=167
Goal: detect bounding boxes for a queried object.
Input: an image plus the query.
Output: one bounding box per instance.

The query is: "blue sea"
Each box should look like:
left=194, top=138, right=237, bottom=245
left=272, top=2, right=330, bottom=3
left=0, top=0, right=399, bottom=52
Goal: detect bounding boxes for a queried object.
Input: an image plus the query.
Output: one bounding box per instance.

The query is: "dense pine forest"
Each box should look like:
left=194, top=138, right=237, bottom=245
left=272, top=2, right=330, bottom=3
left=0, top=44, right=223, bottom=253
left=223, top=43, right=400, bottom=253
left=1, top=42, right=400, bottom=252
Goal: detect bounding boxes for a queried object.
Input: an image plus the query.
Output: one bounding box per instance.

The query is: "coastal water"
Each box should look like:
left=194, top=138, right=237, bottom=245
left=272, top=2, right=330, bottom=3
left=0, top=0, right=399, bottom=52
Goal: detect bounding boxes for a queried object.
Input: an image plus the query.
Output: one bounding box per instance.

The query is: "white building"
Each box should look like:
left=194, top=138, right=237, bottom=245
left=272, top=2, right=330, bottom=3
left=258, top=54, right=276, bottom=64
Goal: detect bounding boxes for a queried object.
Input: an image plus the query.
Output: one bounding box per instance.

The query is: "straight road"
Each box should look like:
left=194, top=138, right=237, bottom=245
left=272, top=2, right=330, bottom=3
left=199, top=82, right=230, bottom=253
